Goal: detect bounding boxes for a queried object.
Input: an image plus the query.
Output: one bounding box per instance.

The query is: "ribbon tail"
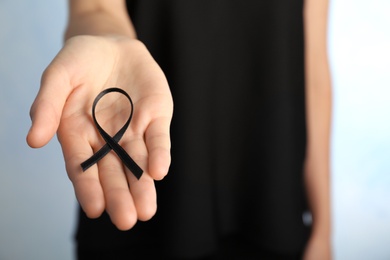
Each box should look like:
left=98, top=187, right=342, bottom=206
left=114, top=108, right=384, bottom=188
left=80, top=143, right=112, bottom=171
left=108, top=140, right=144, bottom=179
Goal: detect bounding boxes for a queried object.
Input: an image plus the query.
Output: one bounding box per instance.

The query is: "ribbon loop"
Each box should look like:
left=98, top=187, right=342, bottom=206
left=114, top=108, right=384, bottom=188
left=80, top=88, right=143, bottom=179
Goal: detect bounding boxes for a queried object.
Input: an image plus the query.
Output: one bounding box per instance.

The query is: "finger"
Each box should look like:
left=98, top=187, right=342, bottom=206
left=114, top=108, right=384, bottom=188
left=127, top=171, right=156, bottom=221
left=98, top=151, right=138, bottom=230
left=58, top=125, right=105, bottom=219
left=122, top=136, right=157, bottom=221
left=27, top=64, right=72, bottom=148
left=145, top=117, right=171, bottom=180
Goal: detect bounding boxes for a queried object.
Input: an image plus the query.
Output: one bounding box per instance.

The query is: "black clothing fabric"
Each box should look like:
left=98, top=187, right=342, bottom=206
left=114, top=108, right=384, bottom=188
left=76, top=0, right=310, bottom=259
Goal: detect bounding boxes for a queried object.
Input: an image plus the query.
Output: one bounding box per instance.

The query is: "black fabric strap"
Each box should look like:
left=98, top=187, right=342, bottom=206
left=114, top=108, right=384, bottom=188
left=80, top=88, right=143, bottom=179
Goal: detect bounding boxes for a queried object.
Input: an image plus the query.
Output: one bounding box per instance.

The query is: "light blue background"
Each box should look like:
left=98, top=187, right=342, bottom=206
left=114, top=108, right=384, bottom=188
left=0, top=0, right=389, bottom=259
left=330, top=0, right=390, bottom=259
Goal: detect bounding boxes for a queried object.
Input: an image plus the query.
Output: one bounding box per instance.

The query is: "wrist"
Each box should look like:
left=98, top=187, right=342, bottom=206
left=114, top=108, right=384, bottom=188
left=65, top=10, right=136, bottom=41
left=310, top=219, right=331, bottom=241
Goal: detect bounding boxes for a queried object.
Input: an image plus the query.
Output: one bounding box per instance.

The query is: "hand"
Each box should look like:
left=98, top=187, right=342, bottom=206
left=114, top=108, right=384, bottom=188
left=27, top=35, right=173, bottom=230
left=303, top=233, right=332, bottom=260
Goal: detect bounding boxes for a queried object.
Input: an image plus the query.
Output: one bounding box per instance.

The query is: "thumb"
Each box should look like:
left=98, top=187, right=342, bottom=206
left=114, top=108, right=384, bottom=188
left=27, top=65, right=72, bottom=148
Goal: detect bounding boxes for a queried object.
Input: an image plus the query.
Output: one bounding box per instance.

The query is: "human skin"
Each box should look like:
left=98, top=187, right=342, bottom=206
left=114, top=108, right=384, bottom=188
left=302, top=0, right=332, bottom=259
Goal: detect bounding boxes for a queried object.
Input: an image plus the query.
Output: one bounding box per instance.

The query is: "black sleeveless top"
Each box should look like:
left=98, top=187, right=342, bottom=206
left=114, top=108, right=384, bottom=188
left=76, top=1, right=310, bottom=258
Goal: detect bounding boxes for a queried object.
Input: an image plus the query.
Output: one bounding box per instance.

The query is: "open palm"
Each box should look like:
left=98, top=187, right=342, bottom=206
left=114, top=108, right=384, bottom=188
left=27, top=35, right=173, bottom=230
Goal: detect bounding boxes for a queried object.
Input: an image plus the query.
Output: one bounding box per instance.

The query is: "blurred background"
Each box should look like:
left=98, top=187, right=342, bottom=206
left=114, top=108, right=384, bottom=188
left=0, top=0, right=389, bottom=259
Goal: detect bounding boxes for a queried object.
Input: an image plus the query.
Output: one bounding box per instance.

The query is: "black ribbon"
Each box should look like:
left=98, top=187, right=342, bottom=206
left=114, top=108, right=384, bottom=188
left=80, top=88, right=143, bottom=179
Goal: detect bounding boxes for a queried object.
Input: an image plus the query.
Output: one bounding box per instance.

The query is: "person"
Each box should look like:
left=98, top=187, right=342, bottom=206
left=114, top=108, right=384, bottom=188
left=27, top=0, right=332, bottom=259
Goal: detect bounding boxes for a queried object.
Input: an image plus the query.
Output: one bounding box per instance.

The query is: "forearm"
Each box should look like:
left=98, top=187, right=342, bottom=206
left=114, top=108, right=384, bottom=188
left=65, top=0, right=136, bottom=40
left=304, top=90, right=331, bottom=238
left=303, top=0, right=332, bottom=238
